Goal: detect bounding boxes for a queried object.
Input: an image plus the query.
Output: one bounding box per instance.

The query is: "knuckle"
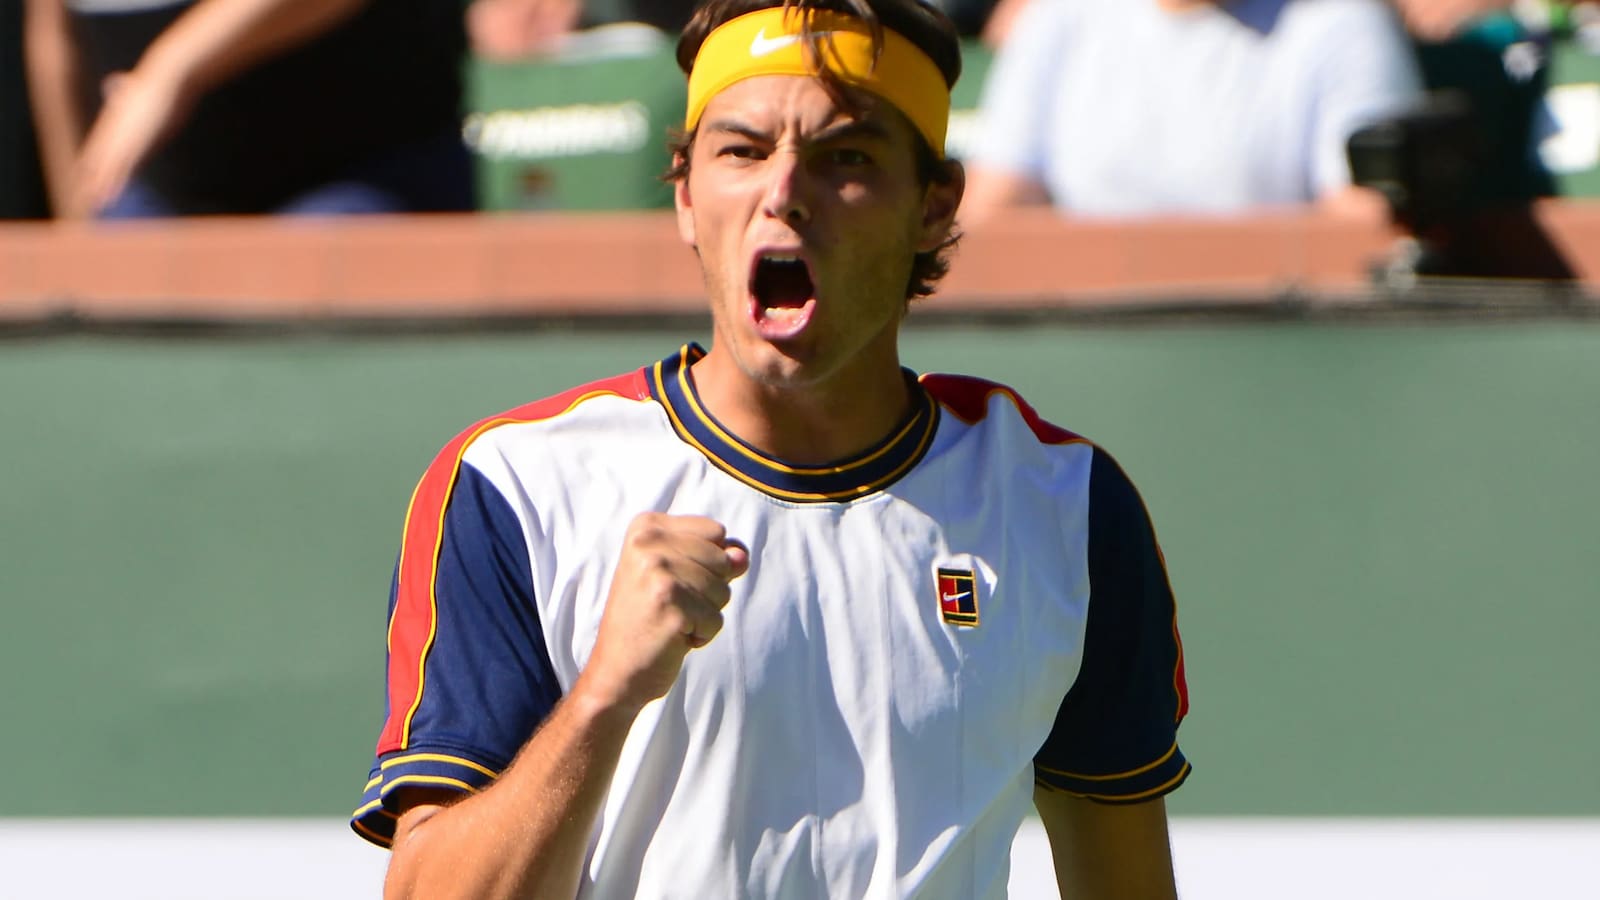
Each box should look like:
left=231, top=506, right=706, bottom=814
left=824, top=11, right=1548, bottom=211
left=629, top=523, right=664, bottom=547
left=628, top=511, right=670, bottom=538
left=662, top=605, right=692, bottom=634
left=642, top=568, right=679, bottom=602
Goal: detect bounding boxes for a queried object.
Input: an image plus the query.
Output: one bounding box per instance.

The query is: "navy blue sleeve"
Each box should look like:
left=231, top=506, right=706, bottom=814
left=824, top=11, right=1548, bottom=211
left=1033, top=448, right=1191, bottom=803
left=352, top=461, right=562, bottom=847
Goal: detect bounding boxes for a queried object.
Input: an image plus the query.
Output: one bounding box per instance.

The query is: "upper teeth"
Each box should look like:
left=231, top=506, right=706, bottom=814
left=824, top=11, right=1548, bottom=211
left=763, top=254, right=800, bottom=263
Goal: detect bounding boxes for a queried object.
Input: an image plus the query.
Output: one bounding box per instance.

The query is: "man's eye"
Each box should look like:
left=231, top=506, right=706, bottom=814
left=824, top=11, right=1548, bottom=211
left=719, top=145, right=764, bottom=160
left=828, top=148, right=873, bottom=166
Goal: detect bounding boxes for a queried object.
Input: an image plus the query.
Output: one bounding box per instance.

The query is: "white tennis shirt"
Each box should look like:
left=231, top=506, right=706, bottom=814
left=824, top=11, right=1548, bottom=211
left=355, top=345, right=1190, bottom=898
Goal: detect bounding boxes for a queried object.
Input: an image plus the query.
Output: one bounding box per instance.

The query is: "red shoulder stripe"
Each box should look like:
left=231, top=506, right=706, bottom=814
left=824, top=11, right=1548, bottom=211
left=919, top=373, right=1087, bottom=445
left=1173, top=614, right=1190, bottom=722
left=377, top=369, right=649, bottom=754
left=924, top=372, right=1188, bottom=721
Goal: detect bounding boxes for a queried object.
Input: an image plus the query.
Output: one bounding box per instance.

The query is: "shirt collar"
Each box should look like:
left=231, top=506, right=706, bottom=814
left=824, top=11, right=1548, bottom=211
left=647, top=343, right=939, bottom=502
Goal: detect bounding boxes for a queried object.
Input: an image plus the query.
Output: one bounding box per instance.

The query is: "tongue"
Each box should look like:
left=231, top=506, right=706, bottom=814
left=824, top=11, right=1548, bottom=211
left=757, top=262, right=813, bottom=308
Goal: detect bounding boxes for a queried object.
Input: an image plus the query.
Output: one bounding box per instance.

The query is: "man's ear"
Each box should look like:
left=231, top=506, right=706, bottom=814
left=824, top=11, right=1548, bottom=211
left=673, top=163, right=696, bottom=247
left=916, top=159, right=965, bottom=253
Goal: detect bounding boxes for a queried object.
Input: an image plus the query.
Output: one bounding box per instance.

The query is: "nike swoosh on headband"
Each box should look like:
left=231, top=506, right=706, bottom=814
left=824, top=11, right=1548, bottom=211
left=749, top=28, right=802, bottom=56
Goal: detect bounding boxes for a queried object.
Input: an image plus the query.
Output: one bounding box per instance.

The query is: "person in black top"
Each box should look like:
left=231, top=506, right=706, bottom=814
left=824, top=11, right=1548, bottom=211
left=25, top=0, right=471, bottom=218
left=3, top=0, right=50, bottom=219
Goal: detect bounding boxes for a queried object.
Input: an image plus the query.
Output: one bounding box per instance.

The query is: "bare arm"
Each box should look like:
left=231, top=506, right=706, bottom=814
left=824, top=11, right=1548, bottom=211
left=466, top=0, right=582, bottom=60
left=1035, top=787, right=1178, bottom=900
left=1393, top=0, right=1511, bottom=41
left=22, top=0, right=85, bottom=217
left=381, top=513, right=749, bottom=900
left=383, top=686, right=639, bottom=900
left=958, top=166, right=1051, bottom=230
left=979, top=0, right=1034, bottom=49
left=73, top=0, right=372, bottom=213
left=1317, top=183, right=1392, bottom=224
left=125, top=0, right=371, bottom=98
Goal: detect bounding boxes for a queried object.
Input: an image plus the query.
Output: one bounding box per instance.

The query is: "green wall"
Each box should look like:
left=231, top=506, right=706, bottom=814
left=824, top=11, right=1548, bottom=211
left=2, top=322, right=1596, bottom=817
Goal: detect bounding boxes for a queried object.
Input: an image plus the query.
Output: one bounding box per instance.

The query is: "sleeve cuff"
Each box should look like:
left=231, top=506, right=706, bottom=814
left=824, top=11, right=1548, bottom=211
left=1034, top=741, right=1191, bottom=804
left=350, top=748, right=504, bottom=848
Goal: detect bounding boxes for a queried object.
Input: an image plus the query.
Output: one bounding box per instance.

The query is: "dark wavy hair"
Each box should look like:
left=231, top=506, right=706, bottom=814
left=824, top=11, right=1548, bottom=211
left=663, top=0, right=964, bottom=302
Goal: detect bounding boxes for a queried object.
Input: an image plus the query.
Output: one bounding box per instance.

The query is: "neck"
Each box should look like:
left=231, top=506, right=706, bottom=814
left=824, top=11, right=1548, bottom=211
left=689, top=347, right=913, bottom=466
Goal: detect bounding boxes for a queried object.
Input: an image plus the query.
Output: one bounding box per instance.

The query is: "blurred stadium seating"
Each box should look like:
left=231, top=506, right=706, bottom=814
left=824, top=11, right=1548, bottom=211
left=464, top=35, right=996, bottom=211
left=461, top=27, right=1600, bottom=212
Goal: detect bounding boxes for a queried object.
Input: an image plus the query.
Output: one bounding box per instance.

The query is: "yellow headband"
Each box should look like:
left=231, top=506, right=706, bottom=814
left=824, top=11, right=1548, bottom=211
left=685, top=7, right=951, bottom=156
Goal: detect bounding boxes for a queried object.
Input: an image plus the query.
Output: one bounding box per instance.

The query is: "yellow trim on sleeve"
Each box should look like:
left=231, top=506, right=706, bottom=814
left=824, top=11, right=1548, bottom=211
left=378, top=773, right=481, bottom=796
left=1088, top=763, right=1191, bottom=803
left=1036, top=741, right=1178, bottom=782
left=1037, top=761, right=1191, bottom=803
left=351, top=816, right=393, bottom=848
left=352, top=798, right=385, bottom=818
left=380, top=752, right=500, bottom=780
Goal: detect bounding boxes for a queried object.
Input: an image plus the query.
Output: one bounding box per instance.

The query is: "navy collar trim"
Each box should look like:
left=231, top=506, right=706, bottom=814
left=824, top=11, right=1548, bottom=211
left=648, top=344, right=938, bottom=502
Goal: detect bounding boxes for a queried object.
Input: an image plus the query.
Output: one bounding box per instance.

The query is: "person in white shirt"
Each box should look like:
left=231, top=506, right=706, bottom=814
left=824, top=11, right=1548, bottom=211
left=353, top=1, right=1191, bottom=896
left=962, top=0, right=1425, bottom=223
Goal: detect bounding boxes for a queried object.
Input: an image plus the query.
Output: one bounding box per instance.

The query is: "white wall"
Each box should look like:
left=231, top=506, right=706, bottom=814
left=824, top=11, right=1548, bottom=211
left=1, top=818, right=1596, bottom=899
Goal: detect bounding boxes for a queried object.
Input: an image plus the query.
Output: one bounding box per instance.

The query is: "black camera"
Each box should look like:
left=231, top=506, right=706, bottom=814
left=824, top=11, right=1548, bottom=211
left=1347, top=92, right=1482, bottom=232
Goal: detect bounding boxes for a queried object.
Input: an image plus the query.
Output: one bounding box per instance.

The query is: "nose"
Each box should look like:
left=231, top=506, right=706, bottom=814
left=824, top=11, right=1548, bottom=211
left=761, top=150, right=810, bottom=227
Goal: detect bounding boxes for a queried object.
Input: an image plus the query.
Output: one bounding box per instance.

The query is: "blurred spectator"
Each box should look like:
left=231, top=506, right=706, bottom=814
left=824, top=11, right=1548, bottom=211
left=961, top=0, right=1426, bottom=224
left=1400, top=0, right=1556, bottom=208
left=463, top=0, right=1001, bottom=64
left=466, top=0, right=697, bottom=59
left=468, top=0, right=583, bottom=58
left=4, top=0, right=50, bottom=218
left=1394, top=0, right=1514, bottom=41
left=975, top=0, right=1026, bottom=45
left=24, top=0, right=471, bottom=219
left=928, top=0, right=1002, bottom=36
left=1357, top=0, right=1574, bottom=279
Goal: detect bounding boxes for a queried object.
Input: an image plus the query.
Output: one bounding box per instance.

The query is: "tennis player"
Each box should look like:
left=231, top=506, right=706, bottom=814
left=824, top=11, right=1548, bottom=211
left=352, top=0, right=1190, bottom=896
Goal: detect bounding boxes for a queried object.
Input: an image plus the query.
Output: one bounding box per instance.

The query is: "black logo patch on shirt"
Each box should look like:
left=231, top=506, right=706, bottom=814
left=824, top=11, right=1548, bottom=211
left=936, top=567, right=979, bottom=627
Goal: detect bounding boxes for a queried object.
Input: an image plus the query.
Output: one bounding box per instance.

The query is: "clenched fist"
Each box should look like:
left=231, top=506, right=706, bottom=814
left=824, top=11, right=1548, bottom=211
left=575, top=513, right=749, bottom=715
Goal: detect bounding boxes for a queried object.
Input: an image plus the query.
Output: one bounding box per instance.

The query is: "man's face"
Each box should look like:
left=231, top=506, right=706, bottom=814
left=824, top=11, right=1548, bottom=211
left=675, top=74, right=962, bottom=393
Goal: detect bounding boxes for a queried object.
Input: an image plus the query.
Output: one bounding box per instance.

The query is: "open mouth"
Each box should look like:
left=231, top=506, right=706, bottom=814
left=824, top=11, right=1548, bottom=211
left=749, top=252, right=817, bottom=336
left=752, top=254, right=814, bottom=308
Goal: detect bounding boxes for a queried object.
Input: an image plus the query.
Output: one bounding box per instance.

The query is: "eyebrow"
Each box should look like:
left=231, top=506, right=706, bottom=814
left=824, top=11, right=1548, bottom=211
left=809, top=118, right=892, bottom=145
left=702, top=121, right=774, bottom=143
left=700, top=117, right=893, bottom=146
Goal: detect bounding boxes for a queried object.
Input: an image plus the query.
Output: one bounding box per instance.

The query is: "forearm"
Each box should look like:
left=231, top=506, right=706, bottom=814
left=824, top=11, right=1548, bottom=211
left=958, top=166, right=1050, bottom=229
left=1037, top=789, right=1178, bottom=900
left=1317, top=183, right=1391, bottom=224
left=133, top=0, right=370, bottom=102
left=382, top=512, right=745, bottom=898
left=23, top=0, right=85, bottom=216
left=385, top=682, right=642, bottom=900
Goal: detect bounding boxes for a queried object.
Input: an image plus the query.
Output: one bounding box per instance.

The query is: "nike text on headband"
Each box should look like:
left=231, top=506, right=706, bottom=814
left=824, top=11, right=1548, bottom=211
left=684, top=7, right=951, bottom=157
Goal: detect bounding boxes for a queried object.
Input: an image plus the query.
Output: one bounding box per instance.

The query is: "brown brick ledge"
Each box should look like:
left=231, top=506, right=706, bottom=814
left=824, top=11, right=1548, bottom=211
left=2, top=203, right=1597, bottom=322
